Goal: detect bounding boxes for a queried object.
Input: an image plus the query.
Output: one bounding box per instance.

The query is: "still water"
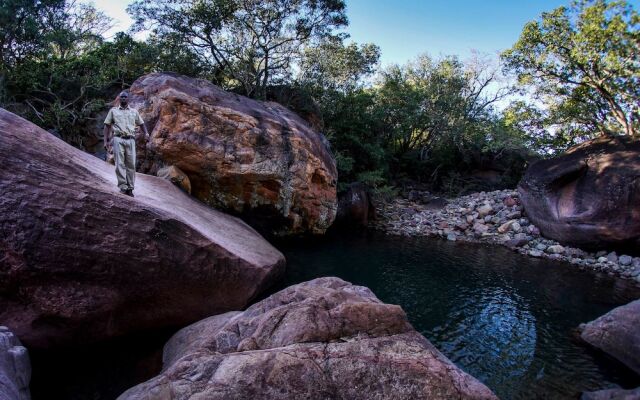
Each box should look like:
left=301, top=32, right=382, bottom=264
left=275, top=232, right=640, bottom=399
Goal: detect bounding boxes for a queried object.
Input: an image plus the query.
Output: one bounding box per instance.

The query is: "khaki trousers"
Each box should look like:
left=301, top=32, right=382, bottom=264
left=113, top=136, right=136, bottom=190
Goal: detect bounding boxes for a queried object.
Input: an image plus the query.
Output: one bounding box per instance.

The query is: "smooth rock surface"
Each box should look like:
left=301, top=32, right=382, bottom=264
left=0, top=108, right=285, bottom=349
left=518, top=136, right=640, bottom=251
left=118, top=277, right=497, bottom=400
left=0, top=327, right=30, bottom=400
left=579, top=299, right=640, bottom=375
left=128, top=72, right=338, bottom=235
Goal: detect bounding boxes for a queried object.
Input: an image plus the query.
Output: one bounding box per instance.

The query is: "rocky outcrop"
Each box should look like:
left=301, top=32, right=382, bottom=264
left=518, top=136, right=640, bottom=251
left=579, top=299, right=640, bottom=375
left=127, top=72, right=338, bottom=235
left=0, top=327, right=30, bottom=400
left=0, top=108, right=285, bottom=349
left=118, top=277, right=497, bottom=400
left=334, top=183, right=375, bottom=228
left=581, top=387, right=640, bottom=400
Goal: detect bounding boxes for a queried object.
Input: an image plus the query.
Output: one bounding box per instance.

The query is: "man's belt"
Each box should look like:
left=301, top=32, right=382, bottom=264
left=115, top=134, right=135, bottom=139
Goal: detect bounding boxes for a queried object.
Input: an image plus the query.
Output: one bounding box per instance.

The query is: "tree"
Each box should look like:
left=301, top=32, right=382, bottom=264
left=297, top=38, right=380, bottom=93
left=376, top=54, right=511, bottom=158
left=47, top=1, right=114, bottom=60
left=0, top=0, right=65, bottom=101
left=128, top=0, right=348, bottom=98
left=0, top=0, right=65, bottom=67
left=502, top=0, right=640, bottom=137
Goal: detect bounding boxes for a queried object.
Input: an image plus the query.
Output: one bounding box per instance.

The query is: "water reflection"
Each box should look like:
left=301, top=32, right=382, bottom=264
left=435, top=288, right=536, bottom=391
left=276, top=232, right=640, bottom=399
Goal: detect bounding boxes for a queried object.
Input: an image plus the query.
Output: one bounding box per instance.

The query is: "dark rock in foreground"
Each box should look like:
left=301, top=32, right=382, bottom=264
left=518, top=136, right=640, bottom=251
left=0, top=327, right=30, bottom=400
left=581, top=387, right=640, bottom=400
left=128, top=72, right=338, bottom=235
left=0, top=108, right=285, bottom=349
left=118, top=277, right=497, bottom=400
left=579, top=299, right=640, bottom=375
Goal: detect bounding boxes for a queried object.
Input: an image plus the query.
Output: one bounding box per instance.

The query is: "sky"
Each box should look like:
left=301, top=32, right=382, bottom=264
left=96, top=0, right=640, bottom=67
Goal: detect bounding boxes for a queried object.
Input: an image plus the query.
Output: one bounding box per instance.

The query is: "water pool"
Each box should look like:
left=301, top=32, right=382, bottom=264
left=275, top=232, right=640, bottom=399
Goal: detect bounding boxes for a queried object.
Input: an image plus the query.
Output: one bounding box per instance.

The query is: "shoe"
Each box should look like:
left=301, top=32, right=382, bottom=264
left=126, top=189, right=134, bottom=197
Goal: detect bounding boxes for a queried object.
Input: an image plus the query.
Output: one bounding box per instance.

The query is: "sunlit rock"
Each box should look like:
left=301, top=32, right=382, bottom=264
left=118, top=278, right=497, bottom=400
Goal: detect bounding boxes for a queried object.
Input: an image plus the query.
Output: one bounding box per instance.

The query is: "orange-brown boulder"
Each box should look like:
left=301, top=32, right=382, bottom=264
left=0, top=108, right=285, bottom=349
left=128, top=73, right=338, bottom=235
left=118, top=278, right=497, bottom=400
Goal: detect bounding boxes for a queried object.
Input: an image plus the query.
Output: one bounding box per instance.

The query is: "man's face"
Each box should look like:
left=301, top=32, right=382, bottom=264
left=120, top=93, right=129, bottom=107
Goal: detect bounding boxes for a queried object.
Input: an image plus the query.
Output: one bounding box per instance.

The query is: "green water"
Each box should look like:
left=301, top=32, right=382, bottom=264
left=275, top=232, right=640, bottom=399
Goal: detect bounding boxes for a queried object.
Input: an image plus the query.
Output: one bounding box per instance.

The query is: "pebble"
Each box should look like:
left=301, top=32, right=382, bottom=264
left=477, top=204, right=493, bottom=218
left=619, top=255, right=633, bottom=266
left=529, top=250, right=543, bottom=258
left=546, top=245, right=565, bottom=254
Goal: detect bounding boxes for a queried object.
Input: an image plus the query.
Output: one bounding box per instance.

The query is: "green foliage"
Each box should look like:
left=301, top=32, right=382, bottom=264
left=375, top=54, right=514, bottom=158
left=502, top=0, right=640, bottom=139
left=128, top=0, right=348, bottom=99
left=298, top=37, right=380, bottom=93
left=320, top=89, right=388, bottom=187
left=0, top=0, right=65, bottom=66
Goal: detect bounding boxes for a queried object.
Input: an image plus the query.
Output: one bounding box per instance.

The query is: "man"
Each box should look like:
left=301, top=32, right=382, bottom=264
left=103, top=91, right=149, bottom=197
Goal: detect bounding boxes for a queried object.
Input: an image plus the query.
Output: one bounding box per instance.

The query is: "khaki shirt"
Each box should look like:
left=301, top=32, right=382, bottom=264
left=104, top=106, right=144, bottom=137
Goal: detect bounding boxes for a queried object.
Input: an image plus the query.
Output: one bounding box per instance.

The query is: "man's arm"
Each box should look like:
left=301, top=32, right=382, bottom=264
left=136, top=111, right=150, bottom=138
left=140, top=122, right=149, bottom=138
left=103, top=124, right=112, bottom=151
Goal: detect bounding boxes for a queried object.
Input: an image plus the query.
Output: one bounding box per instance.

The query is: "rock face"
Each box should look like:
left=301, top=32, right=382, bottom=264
left=127, top=72, right=338, bottom=235
left=579, top=299, right=640, bottom=375
left=334, top=183, right=375, bottom=229
left=118, top=277, right=497, bottom=400
left=518, top=136, right=640, bottom=251
left=0, top=327, right=30, bottom=400
left=0, top=108, right=285, bottom=349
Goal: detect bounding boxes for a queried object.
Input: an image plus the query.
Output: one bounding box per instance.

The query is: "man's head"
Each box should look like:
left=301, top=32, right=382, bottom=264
left=119, top=91, right=129, bottom=107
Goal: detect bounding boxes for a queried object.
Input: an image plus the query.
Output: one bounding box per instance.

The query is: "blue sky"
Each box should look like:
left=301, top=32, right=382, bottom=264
left=343, top=0, right=640, bottom=66
left=98, top=0, right=640, bottom=67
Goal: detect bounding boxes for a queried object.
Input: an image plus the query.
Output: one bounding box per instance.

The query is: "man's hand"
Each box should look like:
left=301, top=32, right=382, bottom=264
left=104, top=138, right=112, bottom=153
left=141, top=122, right=150, bottom=140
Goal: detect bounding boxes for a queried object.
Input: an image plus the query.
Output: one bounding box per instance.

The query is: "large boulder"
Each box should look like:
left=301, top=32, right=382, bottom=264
left=578, top=299, right=640, bottom=375
left=0, top=108, right=285, bottom=349
left=0, top=327, right=30, bottom=400
left=118, top=277, right=497, bottom=400
left=127, top=72, right=338, bottom=235
left=518, top=136, right=640, bottom=250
